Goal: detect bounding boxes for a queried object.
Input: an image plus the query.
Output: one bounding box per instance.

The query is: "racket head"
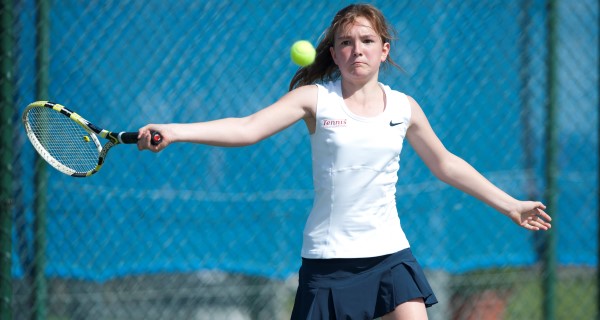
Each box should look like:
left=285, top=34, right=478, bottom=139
left=22, top=101, right=107, bottom=177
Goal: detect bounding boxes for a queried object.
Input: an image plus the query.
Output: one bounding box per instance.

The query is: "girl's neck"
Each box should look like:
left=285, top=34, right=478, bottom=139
left=340, top=77, right=380, bottom=98
left=341, top=79, right=386, bottom=117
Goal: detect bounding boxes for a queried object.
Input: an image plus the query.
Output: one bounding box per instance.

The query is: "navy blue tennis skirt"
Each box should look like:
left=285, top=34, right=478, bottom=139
left=291, top=248, right=438, bottom=319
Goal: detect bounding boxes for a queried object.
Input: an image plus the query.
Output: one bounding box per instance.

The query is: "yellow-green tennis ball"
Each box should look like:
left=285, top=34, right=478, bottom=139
left=290, top=40, right=316, bottom=67
left=83, top=135, right=90, bottom=142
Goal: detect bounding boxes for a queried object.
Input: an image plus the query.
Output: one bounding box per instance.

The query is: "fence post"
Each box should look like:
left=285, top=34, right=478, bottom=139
left=32, top=0, right=50, bottom=319
left=0, top=0, right=15, bottom=319
left=542, top=0, right=558, bottom=319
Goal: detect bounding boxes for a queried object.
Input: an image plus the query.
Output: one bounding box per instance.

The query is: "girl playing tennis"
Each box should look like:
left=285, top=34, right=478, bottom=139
left=137, top=4, right=551, bottom=319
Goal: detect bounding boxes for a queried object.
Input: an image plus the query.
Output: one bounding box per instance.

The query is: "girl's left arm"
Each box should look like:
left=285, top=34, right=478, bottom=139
left=405, top=96, right=551, bottom=231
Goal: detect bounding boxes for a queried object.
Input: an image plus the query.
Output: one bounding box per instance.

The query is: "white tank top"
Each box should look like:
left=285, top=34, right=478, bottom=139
left=301, top=80, right=411, bottom=259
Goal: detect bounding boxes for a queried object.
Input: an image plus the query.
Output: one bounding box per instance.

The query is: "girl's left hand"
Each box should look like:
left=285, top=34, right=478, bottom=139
left=508, top=201, right=552, bottom=231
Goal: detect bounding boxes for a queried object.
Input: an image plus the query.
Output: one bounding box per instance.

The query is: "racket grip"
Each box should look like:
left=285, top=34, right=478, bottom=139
left=117, top=131, right=162, bottom=145
left=119, top=132, right=140, bottom=144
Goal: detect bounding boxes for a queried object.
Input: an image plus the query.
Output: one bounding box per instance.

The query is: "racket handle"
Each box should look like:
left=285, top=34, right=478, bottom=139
left=118, top=131, right=162, bottom=145
left=119, top=132, right=140, bottom=144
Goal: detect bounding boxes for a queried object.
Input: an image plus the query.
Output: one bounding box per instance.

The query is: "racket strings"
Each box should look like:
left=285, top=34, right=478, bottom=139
left=27, top=107, right=101, bottom=173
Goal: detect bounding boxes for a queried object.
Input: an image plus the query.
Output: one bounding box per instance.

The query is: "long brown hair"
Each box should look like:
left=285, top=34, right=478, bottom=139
left=288, top=4, right=401, bottom=91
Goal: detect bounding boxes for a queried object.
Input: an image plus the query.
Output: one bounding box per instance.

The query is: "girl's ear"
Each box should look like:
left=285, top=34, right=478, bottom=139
left=381, top=42, right=390, bottom=62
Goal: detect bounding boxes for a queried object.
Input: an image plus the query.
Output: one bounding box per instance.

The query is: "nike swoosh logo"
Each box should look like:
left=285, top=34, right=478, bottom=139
left=389, top=121, right=403, bottom=127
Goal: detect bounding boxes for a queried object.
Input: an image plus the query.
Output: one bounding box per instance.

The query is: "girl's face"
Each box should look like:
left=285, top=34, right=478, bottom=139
left=330, top=16, right=390, bottom=81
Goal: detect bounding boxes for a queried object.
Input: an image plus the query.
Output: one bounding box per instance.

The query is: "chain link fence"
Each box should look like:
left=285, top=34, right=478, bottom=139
left=2, top=0, right=598, bottom=319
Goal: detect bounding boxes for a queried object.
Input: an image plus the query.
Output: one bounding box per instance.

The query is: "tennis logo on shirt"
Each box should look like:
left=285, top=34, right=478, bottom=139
left=322, top=119, right=347, bottom=128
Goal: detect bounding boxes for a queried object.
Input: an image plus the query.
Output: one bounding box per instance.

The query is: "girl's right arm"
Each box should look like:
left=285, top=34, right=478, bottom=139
left=137, top=85, right=318, bottom=152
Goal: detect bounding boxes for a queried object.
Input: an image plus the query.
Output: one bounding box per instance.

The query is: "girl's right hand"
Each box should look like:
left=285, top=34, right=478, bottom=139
left=137, top=124, right=171, bottom=152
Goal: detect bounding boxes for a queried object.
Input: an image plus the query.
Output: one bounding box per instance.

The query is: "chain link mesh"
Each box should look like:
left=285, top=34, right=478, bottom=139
left=7, top=0, right=599, bottom=319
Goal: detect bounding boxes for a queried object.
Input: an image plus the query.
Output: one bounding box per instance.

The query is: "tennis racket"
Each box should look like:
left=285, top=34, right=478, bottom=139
left=22, top=101, right=162, bottom=177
